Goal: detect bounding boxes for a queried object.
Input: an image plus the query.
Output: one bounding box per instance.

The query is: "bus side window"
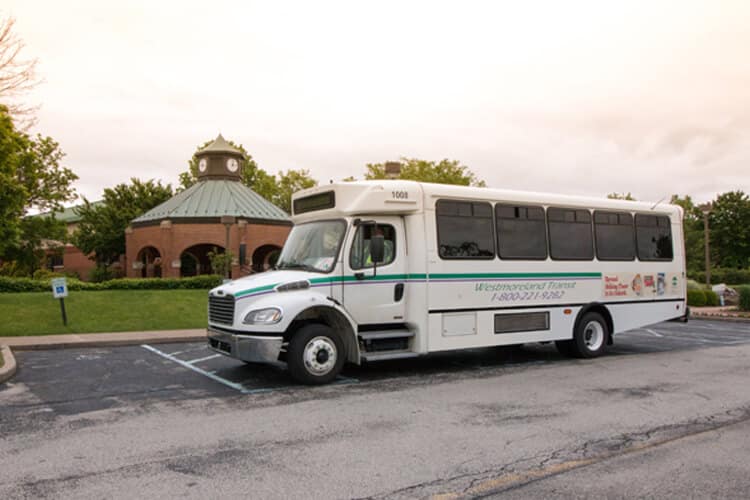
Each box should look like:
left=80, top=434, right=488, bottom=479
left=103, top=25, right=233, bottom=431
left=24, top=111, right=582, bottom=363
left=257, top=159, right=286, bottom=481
left=548, top=207, right=594, bottom=260
left=436, top=200, right=495, bottom=259
left=496, top=204, right=547, bottom=260
left=594, top=211, right=635, bottom=261
left=635, top=214, right=673, bottom=261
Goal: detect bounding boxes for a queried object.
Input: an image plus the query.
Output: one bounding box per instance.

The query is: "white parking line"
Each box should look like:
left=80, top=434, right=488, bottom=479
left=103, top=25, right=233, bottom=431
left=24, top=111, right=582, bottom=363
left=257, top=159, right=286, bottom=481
left=142, top=344, right=247, bottom=393
left=142, top=344, right=359, bottom=394
left=186, top=354, right=221, bottom=365
left=645, top=329, right=664, bottom=338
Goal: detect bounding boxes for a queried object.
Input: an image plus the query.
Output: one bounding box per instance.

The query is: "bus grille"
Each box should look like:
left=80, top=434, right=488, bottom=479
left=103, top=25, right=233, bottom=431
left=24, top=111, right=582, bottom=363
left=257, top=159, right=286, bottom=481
left=209, top=294, right=235, bottom=325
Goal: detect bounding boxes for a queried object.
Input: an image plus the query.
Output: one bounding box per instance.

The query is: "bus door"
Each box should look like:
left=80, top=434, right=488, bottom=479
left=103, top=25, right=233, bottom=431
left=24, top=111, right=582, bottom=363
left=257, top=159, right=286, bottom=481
left=336, top=217, right=407, bottom=326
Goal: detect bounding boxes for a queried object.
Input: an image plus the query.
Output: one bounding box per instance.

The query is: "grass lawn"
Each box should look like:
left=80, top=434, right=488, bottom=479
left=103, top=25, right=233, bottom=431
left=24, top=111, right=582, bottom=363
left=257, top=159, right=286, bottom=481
left=0, top=349, right=4, bottom=368
left=0, top=290, right=209, bottom=336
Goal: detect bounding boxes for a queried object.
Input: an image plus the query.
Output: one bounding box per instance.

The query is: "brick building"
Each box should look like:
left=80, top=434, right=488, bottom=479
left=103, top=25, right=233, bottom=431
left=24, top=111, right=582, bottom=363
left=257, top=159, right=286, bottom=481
left=35, top=203, right=101, bottom=279
left=125, top=135, right=291, bottom=279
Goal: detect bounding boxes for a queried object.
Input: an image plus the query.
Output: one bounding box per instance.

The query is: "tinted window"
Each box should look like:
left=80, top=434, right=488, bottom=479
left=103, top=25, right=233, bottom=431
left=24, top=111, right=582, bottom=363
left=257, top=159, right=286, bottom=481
left=293, top=191, right=335, bottom=214
left=350, top=224, right=396, bottom=269
left=495, top=204, right=547, bottom=259
left=635, top=214, right=673, bottom=261
left=437, top=200, right=494, bottom=259
left=547, top=207, right=594, bottom=260
left=594, top=211, right=635, bottom=261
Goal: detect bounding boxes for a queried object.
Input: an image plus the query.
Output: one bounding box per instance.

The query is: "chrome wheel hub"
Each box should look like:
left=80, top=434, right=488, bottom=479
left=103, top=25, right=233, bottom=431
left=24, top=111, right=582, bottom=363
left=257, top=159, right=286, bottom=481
left=303, top=336, right=337, bottom=375
left=583, top=321, right=604, bottom=351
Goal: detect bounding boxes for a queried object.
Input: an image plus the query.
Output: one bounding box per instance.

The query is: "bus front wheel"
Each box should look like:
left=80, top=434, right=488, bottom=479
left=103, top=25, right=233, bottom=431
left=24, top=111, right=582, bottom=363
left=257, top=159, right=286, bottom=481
left=557, top=312, right=608, bottom=359
left=287, top=324, right=345, bottom=385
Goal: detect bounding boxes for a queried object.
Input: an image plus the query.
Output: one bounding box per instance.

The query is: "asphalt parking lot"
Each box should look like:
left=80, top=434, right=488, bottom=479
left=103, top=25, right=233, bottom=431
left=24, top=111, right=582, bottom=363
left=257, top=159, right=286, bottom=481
left=3, top=319, right=749, bottom=423
left=2, top=319, right=750, bottom=499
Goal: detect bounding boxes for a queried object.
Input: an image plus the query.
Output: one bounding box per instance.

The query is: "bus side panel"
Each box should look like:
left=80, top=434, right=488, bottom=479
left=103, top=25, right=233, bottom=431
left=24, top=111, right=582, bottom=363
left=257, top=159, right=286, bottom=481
left=427, top=306, right=581, bottom=352
left=609, top=301, right=686, bottom=334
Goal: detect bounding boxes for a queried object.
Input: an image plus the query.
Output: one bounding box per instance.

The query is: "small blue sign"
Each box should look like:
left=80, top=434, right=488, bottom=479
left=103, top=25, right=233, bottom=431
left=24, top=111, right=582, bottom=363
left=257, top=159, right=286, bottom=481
left=51, top=277, right=68, bottom=298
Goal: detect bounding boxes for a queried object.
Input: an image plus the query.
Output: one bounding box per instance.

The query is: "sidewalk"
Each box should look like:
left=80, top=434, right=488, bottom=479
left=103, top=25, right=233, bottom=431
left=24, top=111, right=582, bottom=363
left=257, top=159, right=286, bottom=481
left=1, top=328, right=206, bottom=350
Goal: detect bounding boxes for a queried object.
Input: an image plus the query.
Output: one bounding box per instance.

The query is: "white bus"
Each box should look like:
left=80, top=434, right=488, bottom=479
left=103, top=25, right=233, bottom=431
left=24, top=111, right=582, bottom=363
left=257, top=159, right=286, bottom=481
left=207, top=181, right=686, bottom=384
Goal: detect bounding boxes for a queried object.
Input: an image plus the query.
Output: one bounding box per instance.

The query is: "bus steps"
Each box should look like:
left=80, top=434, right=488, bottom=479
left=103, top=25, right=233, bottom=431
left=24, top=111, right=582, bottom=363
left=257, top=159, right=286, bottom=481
left=361, top=350, right=419, bottom=362
left=359, top=330, right=414, bottom=341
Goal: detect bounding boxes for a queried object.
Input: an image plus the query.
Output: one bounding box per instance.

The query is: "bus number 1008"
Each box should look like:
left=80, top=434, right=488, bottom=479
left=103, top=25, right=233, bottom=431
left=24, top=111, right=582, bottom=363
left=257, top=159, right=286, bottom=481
left=392, top=191, right=409, bottom=200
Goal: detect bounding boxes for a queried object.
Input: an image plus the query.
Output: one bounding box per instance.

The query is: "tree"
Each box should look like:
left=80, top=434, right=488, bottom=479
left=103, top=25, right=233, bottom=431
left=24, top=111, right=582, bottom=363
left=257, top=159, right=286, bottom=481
left=670, top=194, right=704, bottom=272
left=0, top=17, right=40, bottom=127
left=0, top=105, right=77, bottom=272
left=272, top=169, right=317, bottom=213
left=0, top=106, right=27, bottom=252
left=708, top=191, right=750, bottom=268
left=73, top=179, right=173, bottom=265
left=607, top=192, right=636, bottom=200
left=178, top=139, right=318, bottom=213
left=3, top=215, right=67, bottom=275
left=364, top=158, right=486, bottom=186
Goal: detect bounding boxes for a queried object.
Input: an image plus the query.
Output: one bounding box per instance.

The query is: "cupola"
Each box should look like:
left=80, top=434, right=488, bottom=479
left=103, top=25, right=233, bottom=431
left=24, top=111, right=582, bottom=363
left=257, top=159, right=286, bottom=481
left=195, top=134, right=244, bottom=181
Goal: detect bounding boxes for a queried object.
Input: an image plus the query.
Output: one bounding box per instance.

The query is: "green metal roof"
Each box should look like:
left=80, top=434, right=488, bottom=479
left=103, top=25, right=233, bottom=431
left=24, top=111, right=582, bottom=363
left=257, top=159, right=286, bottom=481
left=131, top=180, right=289, bottom=224
left=29, top=201, right=103, bottom=223
left=197, top=134, right=243, bottom=156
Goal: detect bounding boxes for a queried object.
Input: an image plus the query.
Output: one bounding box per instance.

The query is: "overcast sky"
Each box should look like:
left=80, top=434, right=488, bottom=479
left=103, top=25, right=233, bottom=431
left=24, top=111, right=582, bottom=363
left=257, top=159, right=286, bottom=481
left=5, top=0, right=749, bottom=205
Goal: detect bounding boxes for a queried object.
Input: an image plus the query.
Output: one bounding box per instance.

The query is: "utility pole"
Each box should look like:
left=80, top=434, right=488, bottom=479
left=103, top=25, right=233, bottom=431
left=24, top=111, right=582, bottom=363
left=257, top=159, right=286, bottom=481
left=699, top=203, right=712, bottom=287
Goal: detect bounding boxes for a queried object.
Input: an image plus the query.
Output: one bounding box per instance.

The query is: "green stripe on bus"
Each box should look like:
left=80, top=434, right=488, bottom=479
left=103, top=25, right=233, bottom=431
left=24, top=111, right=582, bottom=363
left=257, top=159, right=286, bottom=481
left=428, top=272, right=602, bottom=279
left=234, top=284, right=277, bottom=298
left=233, top=272, right=600, bottom=297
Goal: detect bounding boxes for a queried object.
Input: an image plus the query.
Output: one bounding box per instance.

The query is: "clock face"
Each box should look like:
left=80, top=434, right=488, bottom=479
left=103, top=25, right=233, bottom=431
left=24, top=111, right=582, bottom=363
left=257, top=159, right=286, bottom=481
left=198, top=159, right=208, bottom=172
left=227, top=158, right=239, bottom=172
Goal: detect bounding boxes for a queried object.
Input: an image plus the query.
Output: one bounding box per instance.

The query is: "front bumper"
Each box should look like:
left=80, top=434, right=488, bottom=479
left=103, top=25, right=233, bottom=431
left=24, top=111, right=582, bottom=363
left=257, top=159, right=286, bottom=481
left=207, top=328, right=284, bottom=363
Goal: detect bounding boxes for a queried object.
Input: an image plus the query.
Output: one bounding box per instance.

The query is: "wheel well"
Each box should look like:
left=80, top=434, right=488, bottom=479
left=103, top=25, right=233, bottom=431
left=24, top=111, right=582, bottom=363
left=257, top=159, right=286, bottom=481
left=575, top=303, right=615, bottom=345
left=287, top=306, right=360, bottom=364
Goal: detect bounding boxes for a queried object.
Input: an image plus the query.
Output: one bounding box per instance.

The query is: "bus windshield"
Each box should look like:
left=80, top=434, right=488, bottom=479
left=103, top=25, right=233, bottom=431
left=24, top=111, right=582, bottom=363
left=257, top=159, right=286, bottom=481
left=275, top=220, right=347, bottom=273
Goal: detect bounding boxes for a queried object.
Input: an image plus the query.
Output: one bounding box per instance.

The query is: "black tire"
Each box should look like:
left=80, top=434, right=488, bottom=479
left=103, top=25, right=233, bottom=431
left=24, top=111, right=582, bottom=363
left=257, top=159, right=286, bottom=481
left=287, top=324, right=345, bottom=385
left=569, top=312, right=609, bottom=358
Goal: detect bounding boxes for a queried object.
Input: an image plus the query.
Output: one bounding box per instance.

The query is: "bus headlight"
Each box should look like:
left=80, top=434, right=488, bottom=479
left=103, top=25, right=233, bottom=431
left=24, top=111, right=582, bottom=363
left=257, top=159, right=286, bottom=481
left=243, top=307, right=282, bottom=325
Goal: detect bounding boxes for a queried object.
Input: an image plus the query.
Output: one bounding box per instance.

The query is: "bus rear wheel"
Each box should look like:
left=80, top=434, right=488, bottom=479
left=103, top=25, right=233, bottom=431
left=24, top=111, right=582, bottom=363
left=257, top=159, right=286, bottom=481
left=557, top=312, right=608, bottom=359
left=287, top=324, right=345, bottom=385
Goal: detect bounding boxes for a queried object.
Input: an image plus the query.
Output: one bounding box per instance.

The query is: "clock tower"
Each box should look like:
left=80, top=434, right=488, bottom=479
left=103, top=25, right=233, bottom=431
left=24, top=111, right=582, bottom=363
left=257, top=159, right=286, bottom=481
left=195, top=134, right=244, bottom=181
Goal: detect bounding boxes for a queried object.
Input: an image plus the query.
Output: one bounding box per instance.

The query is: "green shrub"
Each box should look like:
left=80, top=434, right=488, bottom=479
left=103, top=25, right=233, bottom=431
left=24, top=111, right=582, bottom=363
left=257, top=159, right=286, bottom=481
left=687, top=289, right=707, bottom=307
left=89, top=265, right=115, bottom=283
left=32, top=269, right=64, bottom=280
left=689, top=268, right=750, bottom=285
left=739, top=286, right=750, bottom=312
left=0, top=261, right=28, bottom=277
left=704, top=290, right=720, bottom=307
left=686, top=279, right=703, bottom=291
left=0, top=275, right=223, bottom=293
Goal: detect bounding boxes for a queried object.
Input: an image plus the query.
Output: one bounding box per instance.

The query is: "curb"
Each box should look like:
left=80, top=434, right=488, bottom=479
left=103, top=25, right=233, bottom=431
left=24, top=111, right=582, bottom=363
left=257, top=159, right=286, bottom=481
left=8, top=335, right=206, bottom=351
left=2, top=329, right=207, bottom=351
left=0, top=345, right=17, bottom=384
left=691, top=314, right=750, bottom=323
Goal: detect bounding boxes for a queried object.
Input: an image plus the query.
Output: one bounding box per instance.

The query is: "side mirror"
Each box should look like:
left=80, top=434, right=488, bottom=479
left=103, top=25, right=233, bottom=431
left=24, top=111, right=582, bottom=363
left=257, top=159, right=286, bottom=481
left=370, top=234, right=385, bottom=264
